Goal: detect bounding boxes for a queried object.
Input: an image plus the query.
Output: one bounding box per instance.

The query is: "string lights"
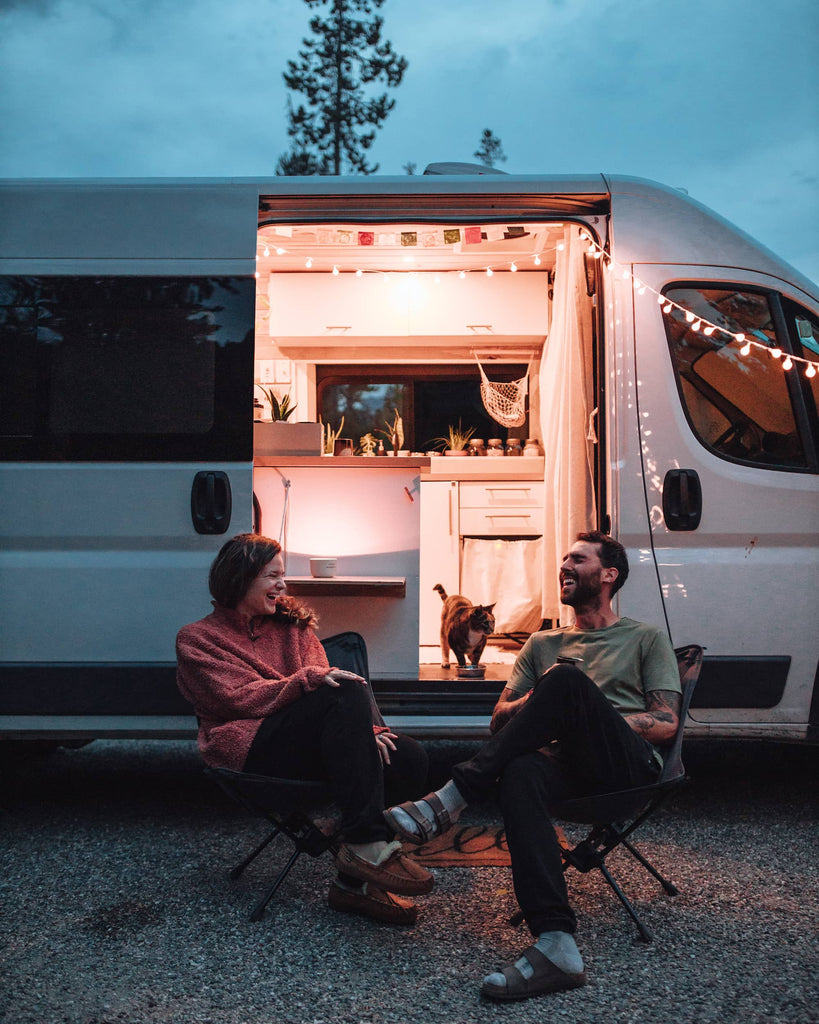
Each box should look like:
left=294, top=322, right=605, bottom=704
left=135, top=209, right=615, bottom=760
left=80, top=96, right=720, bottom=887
left=254, top=231, right=819, bottom=379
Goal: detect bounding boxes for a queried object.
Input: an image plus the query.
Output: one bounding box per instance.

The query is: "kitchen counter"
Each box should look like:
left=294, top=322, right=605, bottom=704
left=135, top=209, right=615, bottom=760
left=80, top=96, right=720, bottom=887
left=254, top=454, right=545, bottom=479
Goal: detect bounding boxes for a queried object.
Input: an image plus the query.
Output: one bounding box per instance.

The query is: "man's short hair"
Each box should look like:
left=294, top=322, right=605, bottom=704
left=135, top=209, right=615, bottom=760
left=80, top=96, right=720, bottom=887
left=576, top=530, right=629, bottom=595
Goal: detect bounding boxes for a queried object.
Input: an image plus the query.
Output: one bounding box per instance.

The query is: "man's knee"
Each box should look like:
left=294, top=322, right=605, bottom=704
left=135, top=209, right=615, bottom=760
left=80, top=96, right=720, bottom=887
left=532, top=663, right=595, bottom=701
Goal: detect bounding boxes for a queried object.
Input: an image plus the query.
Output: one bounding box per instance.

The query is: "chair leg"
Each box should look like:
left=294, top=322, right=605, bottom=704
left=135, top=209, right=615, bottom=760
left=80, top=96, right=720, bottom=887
left=621, top=838, right=679, bottom=895
left=598, top=862, right=654, bottom=943
left=229, top=825, right=283, bottom=880
left=248, top=847, right=303, bottom=922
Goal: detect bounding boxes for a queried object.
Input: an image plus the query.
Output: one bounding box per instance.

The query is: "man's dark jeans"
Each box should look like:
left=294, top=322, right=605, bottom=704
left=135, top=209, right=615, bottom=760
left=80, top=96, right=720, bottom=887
left=452, top=664, right=660, bottom=934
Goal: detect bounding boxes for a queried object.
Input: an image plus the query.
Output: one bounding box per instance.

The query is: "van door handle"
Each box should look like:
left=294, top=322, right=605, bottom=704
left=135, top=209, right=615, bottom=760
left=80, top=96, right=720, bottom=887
left=191, top=471, right=232, bottom=535
left=662, top=469, right=702, bottom=531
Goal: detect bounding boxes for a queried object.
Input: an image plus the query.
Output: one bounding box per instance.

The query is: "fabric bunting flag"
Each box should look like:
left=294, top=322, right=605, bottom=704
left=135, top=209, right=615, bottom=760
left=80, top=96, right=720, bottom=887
left=358, top=231, right=374, bottom=246
left=464, top=226, right=482, bottom=245
left=401, top=231, right=418, bottom=246
left=444, top=229, right=461, bottom=245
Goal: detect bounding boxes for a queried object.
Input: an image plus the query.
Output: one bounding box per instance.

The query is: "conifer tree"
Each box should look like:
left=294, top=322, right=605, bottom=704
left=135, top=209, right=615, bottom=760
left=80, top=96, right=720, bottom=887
left=277, top=0, right=407, bottom=175
left=474, top=129, right=507, bottom=168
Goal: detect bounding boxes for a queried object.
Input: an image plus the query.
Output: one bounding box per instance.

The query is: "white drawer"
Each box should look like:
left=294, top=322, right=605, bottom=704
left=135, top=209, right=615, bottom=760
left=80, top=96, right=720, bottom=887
left=459, top=507, right=544, bottom=536
left=459, top=481, right=544, bottom=509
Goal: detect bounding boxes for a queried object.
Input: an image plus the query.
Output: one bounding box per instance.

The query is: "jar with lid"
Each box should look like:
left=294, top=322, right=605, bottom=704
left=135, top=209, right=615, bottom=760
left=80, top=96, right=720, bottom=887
left=467, top=438, right=485, bottom=457
left=523, top=438, right=542, bottom=457
left=253, top=398, right=266, bottom=421
left=486, top=438, right=505, bottom=457
left=506, top=439, right=522, bottom=457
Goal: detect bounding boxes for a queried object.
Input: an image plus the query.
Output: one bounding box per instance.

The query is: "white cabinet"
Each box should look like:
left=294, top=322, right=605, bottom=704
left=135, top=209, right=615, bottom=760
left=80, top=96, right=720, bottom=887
left=459, top=481, right=545, bottom=536
left=419, top=476, right=546, bottom=646
left=268, top=271, right=549, bottom=351
left=419, top=480, right=460, bottom=646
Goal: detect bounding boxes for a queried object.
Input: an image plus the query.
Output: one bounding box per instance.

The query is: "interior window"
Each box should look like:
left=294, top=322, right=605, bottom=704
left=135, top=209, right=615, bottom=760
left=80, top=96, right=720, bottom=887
left=664, top=286, right=807, bottom=468
left=784, top=299, right=819, bottom=418
left=317, top=365, right=528, bottom=452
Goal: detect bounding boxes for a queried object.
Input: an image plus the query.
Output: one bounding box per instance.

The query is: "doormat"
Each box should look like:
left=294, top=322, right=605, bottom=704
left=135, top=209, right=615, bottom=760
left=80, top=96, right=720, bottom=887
left=407, top=825, right=511, bottom=866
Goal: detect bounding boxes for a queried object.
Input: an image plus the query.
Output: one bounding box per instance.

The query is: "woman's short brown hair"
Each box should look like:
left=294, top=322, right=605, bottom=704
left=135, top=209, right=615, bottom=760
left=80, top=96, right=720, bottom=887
left=208, top=533, right=282, bottom=609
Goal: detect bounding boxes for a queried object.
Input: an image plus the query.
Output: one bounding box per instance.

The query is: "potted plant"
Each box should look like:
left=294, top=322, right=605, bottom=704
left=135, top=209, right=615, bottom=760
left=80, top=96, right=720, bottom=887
left=378, top=408, right=405, bottom=455
left=435, top=420, right=475, bottom=456
left=253, top=386, right=323, bottom=456
left=319, top=415, right=345, bottom=455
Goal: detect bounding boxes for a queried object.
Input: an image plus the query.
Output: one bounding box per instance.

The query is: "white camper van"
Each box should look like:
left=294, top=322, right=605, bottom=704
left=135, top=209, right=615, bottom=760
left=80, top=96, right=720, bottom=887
left=1, top=171, right=817, bottom=745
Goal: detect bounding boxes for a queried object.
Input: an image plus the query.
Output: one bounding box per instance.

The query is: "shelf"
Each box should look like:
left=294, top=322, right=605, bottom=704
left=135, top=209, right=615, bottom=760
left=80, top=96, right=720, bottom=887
left=286, top=576, right=406, bottom=598
left=422, top=457, right=544, bottom=480
left=255, top=456, right=428, bottom=469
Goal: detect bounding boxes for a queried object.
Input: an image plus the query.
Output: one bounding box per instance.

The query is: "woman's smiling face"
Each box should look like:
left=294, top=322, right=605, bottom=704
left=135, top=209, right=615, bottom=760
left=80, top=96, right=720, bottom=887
left=235, top=553, right=286, bottom=617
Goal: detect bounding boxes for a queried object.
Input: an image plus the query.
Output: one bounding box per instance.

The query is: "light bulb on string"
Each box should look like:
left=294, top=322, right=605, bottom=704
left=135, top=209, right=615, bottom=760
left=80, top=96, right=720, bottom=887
left=533, top=254, right=542, bottom=265
left=782, top=356, right=793, bottom=370
left=771, top=347, right=782, bottom=359
left=459, top=270, right=466, bottom=279
left=332, top=265, right=339, bottom=276
left=263, top=245, right=270, bottom=257
left=807, top=364, right=817, bottom=379
left=355, top=269, right=363, bottom=277
left=276, top=247, right=286, bottom=256
left=663, top=302, right=673, bottom=313
left=692, top=320, right=702, bottom=331
left=685, top=312, right=696, bottom=323
left=704, top=326, right=715, bottom=336
left=741, top=341, right=752, bottom=356
left=486, top=267, right=493, bottom=277
left=305, top=257, right=313, bottom=269
left=510, top=262, right=518, bottom=272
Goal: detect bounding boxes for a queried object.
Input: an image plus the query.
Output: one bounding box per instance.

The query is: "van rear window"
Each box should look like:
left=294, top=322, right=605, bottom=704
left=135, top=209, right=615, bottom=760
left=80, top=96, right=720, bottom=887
left=0, top=276, right=254, bottom=461
left=663, top=286, right=811, bottom=470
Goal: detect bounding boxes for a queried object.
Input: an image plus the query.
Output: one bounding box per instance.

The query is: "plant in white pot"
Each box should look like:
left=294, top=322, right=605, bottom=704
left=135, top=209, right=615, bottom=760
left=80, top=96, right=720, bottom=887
left=435, top=421, right=475, bottom=456
left=253, top=387, right=323, bottom=456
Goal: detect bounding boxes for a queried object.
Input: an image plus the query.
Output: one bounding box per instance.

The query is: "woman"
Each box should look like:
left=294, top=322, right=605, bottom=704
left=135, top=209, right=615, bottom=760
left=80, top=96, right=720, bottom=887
left=176, top=533, right=432, bottom=924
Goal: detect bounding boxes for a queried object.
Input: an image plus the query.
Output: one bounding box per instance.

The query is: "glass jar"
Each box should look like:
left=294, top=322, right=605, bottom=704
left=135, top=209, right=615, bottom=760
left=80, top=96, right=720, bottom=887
left=506, top=439, right=522, bottom=457
left=523, top=438, right=542, bottom=457
left=467, top=438, right=485, bottom=457
left=487, top=438, right=505, bottom=457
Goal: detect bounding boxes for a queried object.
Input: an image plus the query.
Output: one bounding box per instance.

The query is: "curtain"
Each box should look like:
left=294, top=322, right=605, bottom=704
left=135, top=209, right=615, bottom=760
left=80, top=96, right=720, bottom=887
left=539, top=225, right=597, bottom=624
left=460, top=537, right=543, bottom=633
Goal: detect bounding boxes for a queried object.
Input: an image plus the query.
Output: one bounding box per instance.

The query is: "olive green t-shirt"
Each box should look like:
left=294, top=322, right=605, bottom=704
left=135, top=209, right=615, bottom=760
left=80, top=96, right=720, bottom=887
left=506, top=617, right=680, bottom=717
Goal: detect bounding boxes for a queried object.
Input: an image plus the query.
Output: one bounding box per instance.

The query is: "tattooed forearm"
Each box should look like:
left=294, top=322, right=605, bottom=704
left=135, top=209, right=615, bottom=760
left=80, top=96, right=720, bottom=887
left=624, top=689, right=681, bottom=744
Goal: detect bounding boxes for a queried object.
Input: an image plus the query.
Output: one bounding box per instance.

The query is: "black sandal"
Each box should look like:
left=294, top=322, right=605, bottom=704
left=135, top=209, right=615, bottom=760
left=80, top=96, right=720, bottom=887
left=383, top=793, right=452, bottom=846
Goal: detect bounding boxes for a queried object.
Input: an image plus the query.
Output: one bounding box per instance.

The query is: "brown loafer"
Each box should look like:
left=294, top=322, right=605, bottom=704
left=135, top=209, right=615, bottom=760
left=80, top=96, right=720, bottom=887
left=328, top=881, right=418, bottom=925
left=335, top=841, right=434, bottom=896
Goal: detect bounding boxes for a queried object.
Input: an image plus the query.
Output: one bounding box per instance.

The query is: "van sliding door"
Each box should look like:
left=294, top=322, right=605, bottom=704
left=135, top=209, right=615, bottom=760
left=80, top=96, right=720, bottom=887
left=631, top=265, right=819, bottom=736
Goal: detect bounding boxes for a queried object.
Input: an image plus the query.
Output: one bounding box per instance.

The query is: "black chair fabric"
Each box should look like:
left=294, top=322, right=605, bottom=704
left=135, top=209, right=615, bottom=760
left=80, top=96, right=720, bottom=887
left=207, top=631, right=377, bottom=921
left=512, top=643, right=704, bottom=942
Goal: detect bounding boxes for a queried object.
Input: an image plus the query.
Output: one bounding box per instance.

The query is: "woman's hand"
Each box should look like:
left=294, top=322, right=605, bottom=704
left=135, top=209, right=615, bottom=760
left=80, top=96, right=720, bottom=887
left=322, top=668, right=367, bottom=688
left=374, top=729, right=398, bottom=766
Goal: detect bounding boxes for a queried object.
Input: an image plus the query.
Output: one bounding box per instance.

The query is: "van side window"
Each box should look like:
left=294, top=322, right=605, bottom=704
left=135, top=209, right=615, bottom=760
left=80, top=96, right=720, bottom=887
left=0, top=276, right=254, bottom=461
left=663, top=286, right=808, bottom=470
left=783, top=298, right=819, bottom=423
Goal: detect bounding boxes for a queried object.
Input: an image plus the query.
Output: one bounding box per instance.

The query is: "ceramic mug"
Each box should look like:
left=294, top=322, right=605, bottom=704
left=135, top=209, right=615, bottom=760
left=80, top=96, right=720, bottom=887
left=309, top=556, right=337, bottom=578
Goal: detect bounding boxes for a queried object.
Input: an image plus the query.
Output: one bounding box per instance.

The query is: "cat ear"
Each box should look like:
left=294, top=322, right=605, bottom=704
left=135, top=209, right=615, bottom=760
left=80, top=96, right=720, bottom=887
left=486, top=603, right=496, bottom=612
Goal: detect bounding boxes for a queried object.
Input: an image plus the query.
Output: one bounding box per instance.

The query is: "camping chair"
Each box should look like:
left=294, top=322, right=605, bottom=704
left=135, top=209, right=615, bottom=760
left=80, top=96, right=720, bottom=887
left=511, top=643, right=703, bottom=942
left=206, top=631, right=381, bottom=921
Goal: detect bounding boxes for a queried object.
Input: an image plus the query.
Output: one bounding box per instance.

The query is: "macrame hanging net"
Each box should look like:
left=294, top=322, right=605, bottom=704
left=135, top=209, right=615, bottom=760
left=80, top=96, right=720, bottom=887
left=476, top=354, right=530, bottom=427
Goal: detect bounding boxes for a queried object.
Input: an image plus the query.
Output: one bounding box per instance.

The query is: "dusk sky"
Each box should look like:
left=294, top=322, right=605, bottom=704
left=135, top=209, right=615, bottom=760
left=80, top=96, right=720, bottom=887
left=1, top=0, right=817, bottom=283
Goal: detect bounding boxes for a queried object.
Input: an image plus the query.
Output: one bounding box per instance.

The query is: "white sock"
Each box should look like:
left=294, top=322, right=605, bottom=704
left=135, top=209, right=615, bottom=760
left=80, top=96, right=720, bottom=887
left=345, top=839, right=400, bottom=865
left=389, top=780, right=467, bottom=839
left=483, top=931, right=583, bottom=988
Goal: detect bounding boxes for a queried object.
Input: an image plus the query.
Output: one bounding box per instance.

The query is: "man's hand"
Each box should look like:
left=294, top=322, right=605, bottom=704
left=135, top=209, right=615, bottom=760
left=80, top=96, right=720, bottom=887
left=624, top=690, right=681, bottom=745
left=490, top=686, right=532, bottom=734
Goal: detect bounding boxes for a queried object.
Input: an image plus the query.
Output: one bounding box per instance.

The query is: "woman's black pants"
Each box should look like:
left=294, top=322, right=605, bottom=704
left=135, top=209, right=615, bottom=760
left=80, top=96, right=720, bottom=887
left=243, top=678, right=427, bottom=843
left=451, top=665, right=661, bottom=935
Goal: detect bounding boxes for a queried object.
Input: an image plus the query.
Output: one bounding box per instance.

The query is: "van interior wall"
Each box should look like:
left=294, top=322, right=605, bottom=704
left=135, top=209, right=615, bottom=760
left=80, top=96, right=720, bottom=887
left=252, top=466, right=420, bottom=680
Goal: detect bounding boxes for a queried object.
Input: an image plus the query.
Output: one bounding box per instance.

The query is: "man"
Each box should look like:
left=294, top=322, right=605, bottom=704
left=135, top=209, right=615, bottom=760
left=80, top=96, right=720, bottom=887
left=385, top=531, right=681, bottom=1000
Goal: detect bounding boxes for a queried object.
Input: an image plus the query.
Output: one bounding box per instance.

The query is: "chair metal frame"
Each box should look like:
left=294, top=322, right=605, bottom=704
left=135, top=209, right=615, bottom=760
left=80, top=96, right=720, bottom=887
left=511, top=643, right=703, bottom=942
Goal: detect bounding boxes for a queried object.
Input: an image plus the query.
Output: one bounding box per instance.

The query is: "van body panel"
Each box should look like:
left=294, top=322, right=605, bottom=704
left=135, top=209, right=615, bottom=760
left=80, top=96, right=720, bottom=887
left=631, top=262, right=819, bottom=725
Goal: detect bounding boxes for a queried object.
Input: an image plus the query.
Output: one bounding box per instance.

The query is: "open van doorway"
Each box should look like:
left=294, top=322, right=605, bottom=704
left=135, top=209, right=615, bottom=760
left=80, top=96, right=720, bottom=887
left=251, top=214, right=603, bottom=681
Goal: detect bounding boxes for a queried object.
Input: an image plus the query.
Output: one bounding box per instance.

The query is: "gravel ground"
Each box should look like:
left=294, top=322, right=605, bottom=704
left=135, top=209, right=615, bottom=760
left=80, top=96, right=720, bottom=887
left=1, top=737, right=817, bottom=1024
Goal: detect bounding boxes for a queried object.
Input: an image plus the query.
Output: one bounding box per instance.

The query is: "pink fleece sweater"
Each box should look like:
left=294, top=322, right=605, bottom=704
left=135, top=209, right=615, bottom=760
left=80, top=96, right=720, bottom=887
left=176, top=604, right=332, bottom=771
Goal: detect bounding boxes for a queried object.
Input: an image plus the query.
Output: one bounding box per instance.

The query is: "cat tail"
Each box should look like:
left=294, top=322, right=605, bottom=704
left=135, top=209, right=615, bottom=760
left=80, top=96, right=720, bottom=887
left=433, top=583, right=448, bottom=601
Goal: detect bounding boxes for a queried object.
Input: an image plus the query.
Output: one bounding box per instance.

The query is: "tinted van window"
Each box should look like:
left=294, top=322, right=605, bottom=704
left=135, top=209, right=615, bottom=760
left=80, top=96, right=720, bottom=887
left=0, top=277, right=254, bottom=461
left=664, top=286, right=808, bottom=469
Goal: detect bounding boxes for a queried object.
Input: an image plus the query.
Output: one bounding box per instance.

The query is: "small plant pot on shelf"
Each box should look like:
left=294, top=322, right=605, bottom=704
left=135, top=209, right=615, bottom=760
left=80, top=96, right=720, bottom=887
left=445, top=449, right=469, bottom=457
